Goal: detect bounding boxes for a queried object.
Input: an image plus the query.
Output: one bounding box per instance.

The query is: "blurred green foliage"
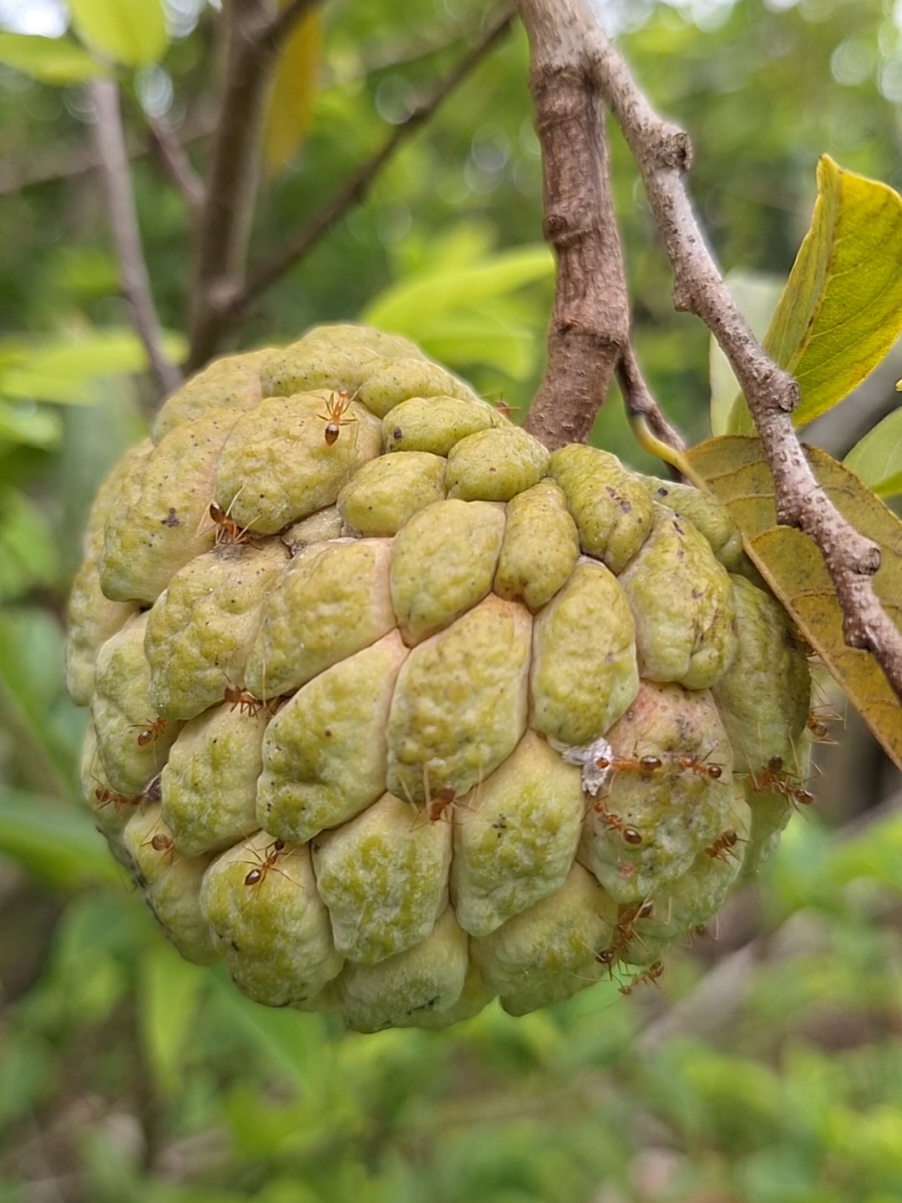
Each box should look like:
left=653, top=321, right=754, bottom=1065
left=0, top=0, right=901, bottom=1200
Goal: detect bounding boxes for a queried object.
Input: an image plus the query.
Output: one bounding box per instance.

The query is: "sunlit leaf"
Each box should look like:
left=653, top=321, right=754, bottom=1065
left=0, top=328, right=187, bottom=405
left=0, top=400, right=62, bottom=449
left=0, top=487, right=58, bottom=601
left=709, top=271, right=782, bottom=436
left=844, top=406, right=902, bottom=499
left=139, top=943, right=207, bottom=1094
left=0, top=32, right=106, bottom=84
left=68, top=0, right=169, bottom=67
left=684, top=435, right=902, bottom=770
left=264, top=7, right=322, bottom=177
left=0, top=788, right=118, bottom=887
left=728, top=157, right=902, bottom=433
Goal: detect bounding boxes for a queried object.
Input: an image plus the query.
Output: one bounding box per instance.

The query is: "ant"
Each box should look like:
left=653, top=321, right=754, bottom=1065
left=224, top=680, right=269, bottom=718
left=143, top=829, right=177, bottom=863
left=94, top=783, right=142, bottom=816
left=208, top=500, right=255, bottom=548
left=704, top=828, right=741, bottom=862
left=595, top=753, right=663, bottom=776
left=619, top=958, right=665, bottom=996
left=136, top=717, right=168, bottom=748
left=673, top=752, right=723, bottom=780
left=425, top=784, right=458, bottom=823
left=244, top=838, right=286, bottom=886
left=752, top=756, right=815, bottom=808
left=596, top=901, right=654, bottom=967
left=493, top=396, right=519, bottom=420
left=319, top=389, right=358, bottom=446
left=807, top=706, right=841, bottom=744
left=593, top=801, right=643, bottom=846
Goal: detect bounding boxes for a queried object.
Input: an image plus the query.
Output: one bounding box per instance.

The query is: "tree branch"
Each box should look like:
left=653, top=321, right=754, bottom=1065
left=617, top=342, right=686, bottom=456
left=519, top=0, right=902, bottom=702
left=518, top=0, right=630, bottom=450
left=89, top=80, right=183, bottom=397
left=146, top=116, right=204, bottom=214
left=186, top=0, right=323, bottom=371
left=216, top=5, right=517, bottom=339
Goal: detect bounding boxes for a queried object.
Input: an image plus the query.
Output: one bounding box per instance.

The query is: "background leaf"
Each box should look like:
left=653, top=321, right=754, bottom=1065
left=684, top=436, right=902, bottom=770
left=0, top=788, right=118, bottom=887
left=68, top=0, right=169, bottom=68
left=264, top=8, right=322, bottom=178
left=138, top=944, right=207, bottom=1094
left=844, top=406, right=902, bottom=499
left=709, top=271, right=782, bottom=436
left=0, top=33, right=106, bottom=84
left=728, top=156, right=902, bottom=433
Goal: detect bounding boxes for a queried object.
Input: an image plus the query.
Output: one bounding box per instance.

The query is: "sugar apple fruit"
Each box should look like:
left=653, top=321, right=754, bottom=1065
left=66, top=323, right=812, bottom=1032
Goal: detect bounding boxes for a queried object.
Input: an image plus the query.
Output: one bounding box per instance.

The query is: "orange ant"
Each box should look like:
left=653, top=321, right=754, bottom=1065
left=319, top=389, right=358, bottom=446
left=807, top=707, right=841, bottom=744
left=673, top=752, right=723, bottom=780
left=143, top=829, right=177, bottom=863
left=208, top=500, right=256, bottom=548
left=244, top=838, right=286, bottom=886
left=94, top=783, right=142, bottom=816
left=619, top=959, right=665, bottom=996
left=704, top=828, right=741, bottom=863
left=136, top=717, right=168, bottom=748
left=595, top=753, right=663, bottom=776
left=493, top=396, right=519, bottom=420
left=593, top=801, right=643, bottom=846
left=752, top=756, right=815, bottom=808
left=425, top=784, right=458, bottom=823
left=224, top=680, right=269, bottom=718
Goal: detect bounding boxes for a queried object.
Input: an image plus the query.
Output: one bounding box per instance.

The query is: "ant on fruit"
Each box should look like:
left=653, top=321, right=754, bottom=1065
left=223, top=679, right=269, bottom=718
left=704, top=828, right=742, bottom=863
left=594, top=753, right=663, bottom=776
left=672, top=751, right=724, bottom=780
left=208, top=500, right=256, bottom=548
left=593, top=801, right=643, bottom=846
left=751, top=755, right=815, bottom=808
left=94, top=783, right=142, bottom=816
left=807, top=706, right=842, bottom=744
left=318, top=388, right=358, bottom=446
left=142, top=828, right=178, bottom=863
left=244, top=838, right=287, bottom=887
left=136, top=717, right=168, bottom=748
left=596, top=901, right=654, bottom=967
left=619, top=958, right=665, bottom=996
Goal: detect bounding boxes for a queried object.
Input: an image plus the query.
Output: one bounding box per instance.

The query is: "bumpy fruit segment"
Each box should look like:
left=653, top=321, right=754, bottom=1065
left=67, top=324, right=812, bottom=1031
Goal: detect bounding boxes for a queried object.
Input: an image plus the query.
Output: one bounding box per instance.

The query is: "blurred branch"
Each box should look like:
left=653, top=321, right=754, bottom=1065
left=518, top=0, right=902, bottom=702
left=89, top=80, right=183, bottom=397
left=517, top=0, right=630, bottom=450
left=146, top=117, right=204, bottom=214
left=617, top=343, right=686, bottom=457
left=186, top=0, right=324, bottom=371
left=216, top=5, right=517, bottom=341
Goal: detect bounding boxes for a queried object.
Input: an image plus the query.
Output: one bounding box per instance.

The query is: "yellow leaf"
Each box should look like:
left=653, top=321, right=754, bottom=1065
left=684, top=435, right=902, bottom=770
left=728, top=156, right=902, bottom=433
left=264, top=7, right=322, bottom=179
left=69, top=0, right=169, bottom=68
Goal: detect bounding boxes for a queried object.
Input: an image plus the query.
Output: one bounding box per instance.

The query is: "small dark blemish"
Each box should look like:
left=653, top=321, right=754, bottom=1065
left=393, top=426, right=403, bottom=441
left=161, top=507, right=180, bottom=527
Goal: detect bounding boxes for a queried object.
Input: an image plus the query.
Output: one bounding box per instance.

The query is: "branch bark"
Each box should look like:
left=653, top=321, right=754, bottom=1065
left=147, top=116, right=204, bottom=214
left=518, top=0, right=630, bottom=450
left=519, top=0, right=902, bottom=702
left=186, top=0, right=322, bottom=371
left=217, top=6, right=517, bottom=338
left=89, top=80, right=183, bottom=397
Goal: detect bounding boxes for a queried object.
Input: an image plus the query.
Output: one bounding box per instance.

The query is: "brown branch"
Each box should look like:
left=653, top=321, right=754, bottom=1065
left=186, top=0, right=323, bottom=371
left=518, top=0, right=630, bottom=450
left=147, top=116, right=204, bottom=214
left=520, top=0, right=902, bottom=702
left=216, top=5, right=517, bottom=339
left=89, top=80, right=183, bottom=397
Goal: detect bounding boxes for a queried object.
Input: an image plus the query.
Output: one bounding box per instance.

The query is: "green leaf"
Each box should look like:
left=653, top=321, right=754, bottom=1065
left=684, top=436, right=902, bottom=771
left=844, top=406, right=902, bottom=499
left=0, top=328, right=187, bottom=405
left=138, top=944, right=207, bottom=1094
left=0, top=487, right=59, bottom=601
left=264, top=7, right=322, bottom=177
left=68, top=0, right=169, bottom=68
left=709, top=271, right=782, bottom=436
left=0, top=788, right=119, bottom=888
left=728, top=156, right=902, bottom=433
left=361, top=246, right=553, bottom=376
left=0, top=32, right=106, bottom=83
left=0, top=400, right=62, bottom=450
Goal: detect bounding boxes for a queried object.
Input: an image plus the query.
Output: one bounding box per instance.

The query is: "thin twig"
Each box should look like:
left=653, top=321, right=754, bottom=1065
left=186, top=0, right=323, bottom=371
left=616, top=342, right=686, bottom=455
left=518, top=0, right=630, bottom=449
left=519, top=0, right=902, bottom=701
left=147, top=116, right=204, bottom=213
left=89, top=80, right=183, bottom=397
left=217, top=5, right=517, bottom=339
